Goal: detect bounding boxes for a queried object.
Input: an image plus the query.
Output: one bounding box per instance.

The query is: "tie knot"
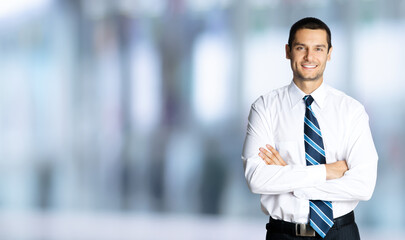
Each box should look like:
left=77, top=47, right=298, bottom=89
left=304, top=95, right=314, bottom=107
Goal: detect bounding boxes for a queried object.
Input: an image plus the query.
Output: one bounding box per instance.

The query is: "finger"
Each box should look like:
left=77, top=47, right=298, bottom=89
left=259, top=147, right=277, bottom=165
left=259, top=148, right=276, bottom=165
left=258, top=152, right=273, bottom=165
left=261, top=146, right=282, bottom=166
left=266, top=145, right=287, bottom=166
left=260, top=148, right=283, bottom=166
left=260, top=147, right=273, bottom=159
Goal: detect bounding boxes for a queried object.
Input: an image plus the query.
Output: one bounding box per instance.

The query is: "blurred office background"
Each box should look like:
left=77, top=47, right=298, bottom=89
left=1, top=0, right=405, bottom=239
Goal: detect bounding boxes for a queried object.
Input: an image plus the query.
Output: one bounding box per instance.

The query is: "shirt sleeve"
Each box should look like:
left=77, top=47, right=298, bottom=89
left=293, top=106, right=378, bottom=201
left=242, top=97, right=326, bottom=195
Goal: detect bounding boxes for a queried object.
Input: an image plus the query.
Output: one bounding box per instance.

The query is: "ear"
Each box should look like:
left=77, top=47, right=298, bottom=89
left=285, top=44, right=291, bottom=59
left=327, top=46, right=333, bottom=61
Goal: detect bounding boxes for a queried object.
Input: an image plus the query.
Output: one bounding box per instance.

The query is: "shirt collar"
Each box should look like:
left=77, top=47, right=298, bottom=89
left=311, top=82, right=326, bottom=109
left=288, top=81, right=327, bottom=109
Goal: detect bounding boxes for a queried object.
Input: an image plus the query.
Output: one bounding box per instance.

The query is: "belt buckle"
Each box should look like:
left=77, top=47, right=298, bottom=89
left=296, top=223, right=316, bottom=237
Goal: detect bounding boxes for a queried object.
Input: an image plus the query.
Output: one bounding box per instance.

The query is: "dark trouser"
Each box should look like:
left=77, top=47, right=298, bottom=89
left=266, top=211, right=361, bottom=240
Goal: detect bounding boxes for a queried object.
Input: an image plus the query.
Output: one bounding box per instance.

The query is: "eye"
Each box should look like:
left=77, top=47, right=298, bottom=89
left=296, top=46, right=304, bottom=50
left=315, top=47, right=323, bottom=52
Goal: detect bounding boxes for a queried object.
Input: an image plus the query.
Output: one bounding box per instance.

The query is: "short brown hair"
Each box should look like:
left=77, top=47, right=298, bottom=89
left=288, top=17, right=332, bottom=52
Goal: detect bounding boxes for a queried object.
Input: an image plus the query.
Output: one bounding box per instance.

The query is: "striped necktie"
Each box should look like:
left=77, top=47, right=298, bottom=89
left=304, top=95, right=334, bottom=238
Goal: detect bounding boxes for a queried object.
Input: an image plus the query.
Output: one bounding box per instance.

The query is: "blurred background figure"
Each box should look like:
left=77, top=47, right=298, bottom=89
left=0, top=0, right=404, bottom=239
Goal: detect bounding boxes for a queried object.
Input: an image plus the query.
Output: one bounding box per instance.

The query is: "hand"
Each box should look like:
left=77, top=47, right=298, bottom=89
left=325, top=161, right=348, bottom=180
left=258, top=144, right=287, bottom=166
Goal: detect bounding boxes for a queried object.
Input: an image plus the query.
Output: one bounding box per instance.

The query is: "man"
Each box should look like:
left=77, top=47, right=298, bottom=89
left=241, top=17, right=378, bottom=239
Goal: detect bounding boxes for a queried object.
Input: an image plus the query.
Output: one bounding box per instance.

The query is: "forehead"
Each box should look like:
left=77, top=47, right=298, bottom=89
left=293, top=29, right=328, bottom=45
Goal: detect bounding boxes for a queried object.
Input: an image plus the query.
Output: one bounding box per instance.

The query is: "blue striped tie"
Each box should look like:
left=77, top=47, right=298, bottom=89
left=304, top=95, right=334, bottom=238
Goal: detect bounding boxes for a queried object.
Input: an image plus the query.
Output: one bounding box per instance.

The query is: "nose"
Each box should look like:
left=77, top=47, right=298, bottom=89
left=304, top=49, right=314, bottom=61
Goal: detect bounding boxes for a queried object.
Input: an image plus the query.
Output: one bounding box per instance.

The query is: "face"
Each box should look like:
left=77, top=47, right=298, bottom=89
left=286, top=29, right=332, bottom=83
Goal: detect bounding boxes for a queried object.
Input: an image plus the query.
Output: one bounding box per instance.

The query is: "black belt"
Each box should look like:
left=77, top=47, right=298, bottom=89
left=267, top=211, right=355, bottom=237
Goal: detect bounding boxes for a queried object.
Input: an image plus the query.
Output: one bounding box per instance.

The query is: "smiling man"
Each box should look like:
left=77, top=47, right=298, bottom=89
left=242, top=17, right=378, bottom=239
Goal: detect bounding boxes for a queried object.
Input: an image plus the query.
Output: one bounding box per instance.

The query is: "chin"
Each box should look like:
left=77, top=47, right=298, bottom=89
left=296, top=73, right=322, bottom=82
left=302, top=77, right=320, bottom=81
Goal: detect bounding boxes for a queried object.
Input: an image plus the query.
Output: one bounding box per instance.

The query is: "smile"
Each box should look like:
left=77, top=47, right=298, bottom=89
left=302, top=64, right=317, bottom=69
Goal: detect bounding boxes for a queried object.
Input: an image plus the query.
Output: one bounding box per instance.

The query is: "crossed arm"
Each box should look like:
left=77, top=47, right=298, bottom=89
left=258, top=144, right=348, bottom=180
left=243, top=100, right=378, bottom=201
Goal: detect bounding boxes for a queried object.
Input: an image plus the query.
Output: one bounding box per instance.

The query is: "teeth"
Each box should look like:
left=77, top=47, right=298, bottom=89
left=303, top=65, right=316, bottom=68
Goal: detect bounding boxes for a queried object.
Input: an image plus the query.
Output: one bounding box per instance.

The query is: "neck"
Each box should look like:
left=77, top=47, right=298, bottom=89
left=293, top=78, right=323, bottom=94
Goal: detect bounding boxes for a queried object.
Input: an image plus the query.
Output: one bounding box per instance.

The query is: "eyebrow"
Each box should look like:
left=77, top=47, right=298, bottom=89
left=293, top=42, right=327, bottom=48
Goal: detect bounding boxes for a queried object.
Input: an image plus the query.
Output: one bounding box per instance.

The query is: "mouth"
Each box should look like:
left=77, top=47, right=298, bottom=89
left=301, top=64, right=318, bottom=69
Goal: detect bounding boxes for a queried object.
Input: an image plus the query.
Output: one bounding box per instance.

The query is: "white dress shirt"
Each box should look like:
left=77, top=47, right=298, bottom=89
left=242, top=81, right=378, bottom=224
